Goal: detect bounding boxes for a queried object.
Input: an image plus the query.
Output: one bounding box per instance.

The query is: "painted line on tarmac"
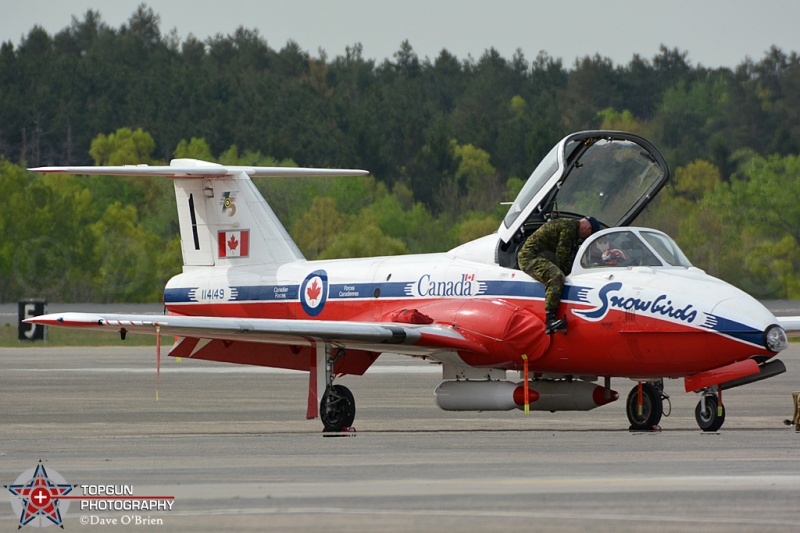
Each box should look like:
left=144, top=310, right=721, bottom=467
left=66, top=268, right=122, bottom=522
left=166, top=502, right=798, bottom=527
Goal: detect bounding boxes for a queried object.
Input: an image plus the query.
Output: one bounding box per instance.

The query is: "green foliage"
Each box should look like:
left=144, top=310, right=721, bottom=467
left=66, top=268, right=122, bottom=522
left=0, top=159, right=98, bottom=301
left=89, top=202, right=162, bottom=302
left=673, top=159, right=722, bottom=201
left=639, top=159, right=722, bottom=236
left=438, top=141, right=503, bottom=216
left=665, top=153, right=800, bottom=298
left=292, top=197, right=351, bottom=257
left=503, top=176, right=525, bottom=201
left=174, top=137, right=214, bottom=160
left=0, top=146, right=179, bottom=303
left=90, top=127, right=156, bottom=165
left=746, top=234, right=800, bottom=299
left=364, top=184, right=454, bottom=253
left=597, top=108, right=649, bottom=136
left=457, top=215, right=500, bottom=244
left=3, top=8, right=800, bottom=299
left=319, top=212, right=409, bottom=260
left=291, top=182, right=452, bottom=260
left=2, top=7, right=799, bottom=180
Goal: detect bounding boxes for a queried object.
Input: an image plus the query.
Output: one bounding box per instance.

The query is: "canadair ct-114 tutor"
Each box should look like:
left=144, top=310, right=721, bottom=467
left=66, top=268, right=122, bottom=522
left=28, top=131, right=800, bottom=432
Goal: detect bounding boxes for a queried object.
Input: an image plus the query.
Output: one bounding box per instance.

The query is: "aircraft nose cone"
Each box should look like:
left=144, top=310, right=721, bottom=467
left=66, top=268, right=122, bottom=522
left=710, top=295, right=780, bottom=353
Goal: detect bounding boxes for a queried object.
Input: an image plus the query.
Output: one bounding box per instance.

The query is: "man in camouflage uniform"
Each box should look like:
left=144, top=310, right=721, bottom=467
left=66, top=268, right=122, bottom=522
left=518, top=216, right=600, bottom=333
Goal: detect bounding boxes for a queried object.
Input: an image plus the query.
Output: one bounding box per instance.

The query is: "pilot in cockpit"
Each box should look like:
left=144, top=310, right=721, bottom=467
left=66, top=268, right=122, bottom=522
left=580, top=230, right=660, bottom=269
left=582, top=234, right=630, bottom=267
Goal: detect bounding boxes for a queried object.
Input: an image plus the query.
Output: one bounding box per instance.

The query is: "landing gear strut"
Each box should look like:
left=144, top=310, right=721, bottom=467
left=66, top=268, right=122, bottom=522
left=319, top=347, right=356, bottom=432
left=626, top=381, right=664, bottom=430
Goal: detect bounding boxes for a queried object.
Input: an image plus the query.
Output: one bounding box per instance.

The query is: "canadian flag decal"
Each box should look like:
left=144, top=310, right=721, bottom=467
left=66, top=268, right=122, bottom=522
left=218, top=230, right=250, bottom=258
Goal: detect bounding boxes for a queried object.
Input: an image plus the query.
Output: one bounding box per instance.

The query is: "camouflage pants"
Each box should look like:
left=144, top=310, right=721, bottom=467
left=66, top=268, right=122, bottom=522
left=521, top=256, right=565, bottom=313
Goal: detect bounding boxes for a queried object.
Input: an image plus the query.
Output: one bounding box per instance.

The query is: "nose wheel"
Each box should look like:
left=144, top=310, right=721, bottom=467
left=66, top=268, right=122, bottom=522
left=695, top=394, right=725, bottom=432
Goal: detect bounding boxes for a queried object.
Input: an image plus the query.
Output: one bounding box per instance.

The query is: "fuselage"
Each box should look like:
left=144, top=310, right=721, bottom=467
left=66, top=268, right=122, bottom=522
left=164, top=229, right=779, bottom=379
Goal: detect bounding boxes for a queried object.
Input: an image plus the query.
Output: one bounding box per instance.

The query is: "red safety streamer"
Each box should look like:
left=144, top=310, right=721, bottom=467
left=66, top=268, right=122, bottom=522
left=155, top=325, right=161, bottom=402
left=522, top=354, right=530, bottom=415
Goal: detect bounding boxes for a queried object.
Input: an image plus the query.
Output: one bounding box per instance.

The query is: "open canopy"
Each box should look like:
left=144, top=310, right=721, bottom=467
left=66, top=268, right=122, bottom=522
left=499, top=131, right=670, bottom=243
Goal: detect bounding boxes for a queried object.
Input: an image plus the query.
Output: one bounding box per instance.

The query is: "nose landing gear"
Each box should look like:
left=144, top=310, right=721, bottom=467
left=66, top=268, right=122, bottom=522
left=695, top=391, right=725, bottom=432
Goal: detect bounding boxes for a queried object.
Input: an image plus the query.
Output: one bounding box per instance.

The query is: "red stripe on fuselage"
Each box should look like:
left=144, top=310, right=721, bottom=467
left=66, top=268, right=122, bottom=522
left=165, top=297, right=771, bottom=378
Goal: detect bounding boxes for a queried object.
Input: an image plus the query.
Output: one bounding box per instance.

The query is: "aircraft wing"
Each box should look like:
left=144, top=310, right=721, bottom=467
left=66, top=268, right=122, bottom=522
left=777, top=316, right=800, bottom=337
left=25, top=312, right=487, bottom=356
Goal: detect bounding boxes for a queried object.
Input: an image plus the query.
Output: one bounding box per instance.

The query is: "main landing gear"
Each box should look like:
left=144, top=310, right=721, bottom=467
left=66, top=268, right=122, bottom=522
left=626, top=380, right=670, bottom=431
left=320, top=384, right=356, bottom=432
left=319, top=347, right=356, bottom=432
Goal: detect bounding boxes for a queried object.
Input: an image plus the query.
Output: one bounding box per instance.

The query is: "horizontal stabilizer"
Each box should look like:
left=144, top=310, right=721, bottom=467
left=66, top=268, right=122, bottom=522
left=29, top=159, right=369, bottom=179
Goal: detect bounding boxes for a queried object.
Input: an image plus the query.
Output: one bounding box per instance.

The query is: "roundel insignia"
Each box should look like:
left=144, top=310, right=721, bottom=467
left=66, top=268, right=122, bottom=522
left=300, top=270, right=328, bottom=316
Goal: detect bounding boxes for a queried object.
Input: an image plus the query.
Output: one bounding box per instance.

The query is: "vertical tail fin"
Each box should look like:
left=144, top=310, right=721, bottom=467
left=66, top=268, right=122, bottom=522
left=29, top=159, right=369, bottom=269
left=172, top=160, right=304, bottom=267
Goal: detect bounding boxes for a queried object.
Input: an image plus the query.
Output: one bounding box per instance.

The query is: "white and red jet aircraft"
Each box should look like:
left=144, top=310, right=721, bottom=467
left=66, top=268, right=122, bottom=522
left=28, top=131, right=800, bottom=432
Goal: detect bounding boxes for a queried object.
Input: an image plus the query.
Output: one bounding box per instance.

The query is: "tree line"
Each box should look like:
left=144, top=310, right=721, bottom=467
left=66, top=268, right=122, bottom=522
left=1, top=5, right=800, bottom=302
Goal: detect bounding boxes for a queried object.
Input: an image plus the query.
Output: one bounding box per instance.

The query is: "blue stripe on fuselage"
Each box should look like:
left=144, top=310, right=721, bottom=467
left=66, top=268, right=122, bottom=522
left=164, top=280, right=763, bottom=347
left=164, top=279, right=585, bottom=303
left=699, top=314, right=764, bottom=347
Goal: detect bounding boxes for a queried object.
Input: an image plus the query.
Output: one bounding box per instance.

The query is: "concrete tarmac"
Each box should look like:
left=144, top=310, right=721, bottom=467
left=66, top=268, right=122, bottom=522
left=2, top=344, right=800, bottom=532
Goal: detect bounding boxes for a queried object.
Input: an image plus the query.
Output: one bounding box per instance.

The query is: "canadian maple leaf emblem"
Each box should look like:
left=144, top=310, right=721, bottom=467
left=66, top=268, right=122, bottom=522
left=306, top=278, right=322, bottom=301
left=228, top=234, right=239, bottom=250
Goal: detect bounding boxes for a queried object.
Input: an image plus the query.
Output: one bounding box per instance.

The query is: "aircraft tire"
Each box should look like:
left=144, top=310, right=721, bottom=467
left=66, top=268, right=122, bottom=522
left=626, top=383, right=663, bottom=430
left=695, top=395, right=725, bottom=432
left=320, top=384, right=356, bottom=432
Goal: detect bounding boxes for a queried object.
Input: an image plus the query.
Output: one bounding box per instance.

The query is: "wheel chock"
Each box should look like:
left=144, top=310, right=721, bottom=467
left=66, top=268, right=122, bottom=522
left=322, top=426, right=357, bottom=437
left=628, top=425, right=662, bottom=433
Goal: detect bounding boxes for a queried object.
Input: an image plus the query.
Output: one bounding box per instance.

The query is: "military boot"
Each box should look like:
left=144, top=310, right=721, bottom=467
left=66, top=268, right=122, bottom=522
left=545, top=310, right=567, bottom=334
